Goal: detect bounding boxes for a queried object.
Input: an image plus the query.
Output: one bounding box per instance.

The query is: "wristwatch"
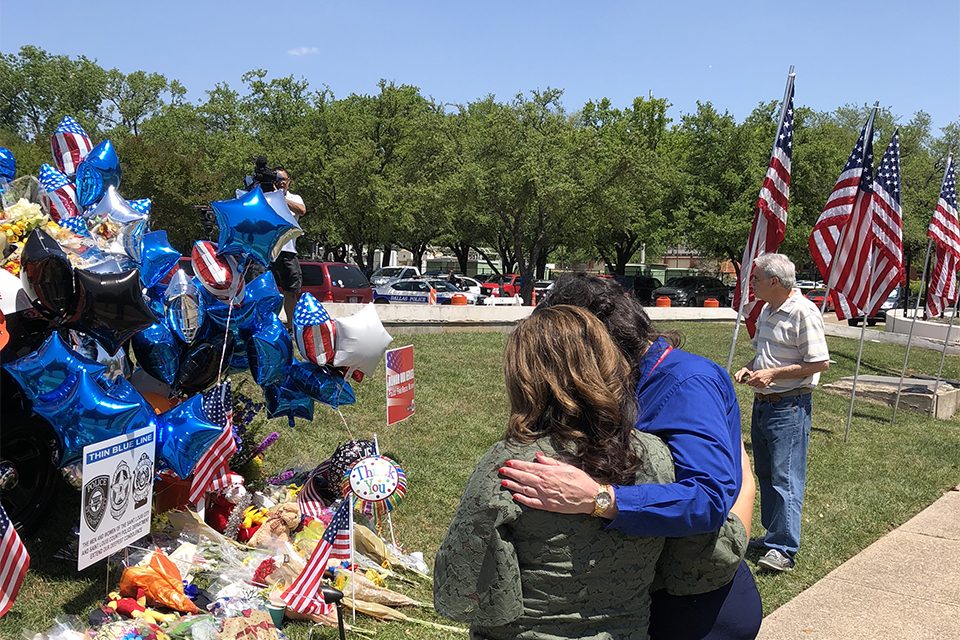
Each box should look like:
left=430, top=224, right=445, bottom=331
left=591, top=484, right=613, bottom=518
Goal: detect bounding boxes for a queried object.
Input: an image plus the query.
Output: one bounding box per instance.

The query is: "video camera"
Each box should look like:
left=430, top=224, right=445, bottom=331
left=242, top=156, right=280, bottom=192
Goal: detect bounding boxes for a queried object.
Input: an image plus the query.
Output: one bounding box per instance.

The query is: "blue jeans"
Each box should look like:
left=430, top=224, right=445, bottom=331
left=751, top=393, right=812, bottom=559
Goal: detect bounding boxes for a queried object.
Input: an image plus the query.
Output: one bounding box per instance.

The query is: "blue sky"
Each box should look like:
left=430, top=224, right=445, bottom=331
left=2, top=1, right=957, bottom=130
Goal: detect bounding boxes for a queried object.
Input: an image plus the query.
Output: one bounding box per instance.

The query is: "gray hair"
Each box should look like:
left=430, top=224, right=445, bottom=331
left=754, top=253, right=796, bottom=290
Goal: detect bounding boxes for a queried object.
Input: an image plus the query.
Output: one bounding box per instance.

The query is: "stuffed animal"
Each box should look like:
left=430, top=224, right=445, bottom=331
left=105, top=589, right=146, bottom=617
left=247, top=503, right=301, bottom=548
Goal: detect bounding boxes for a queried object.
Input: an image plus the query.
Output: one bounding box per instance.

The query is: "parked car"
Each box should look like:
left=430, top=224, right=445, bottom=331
left=370, top=266, right=421, bottom=287
left=455, top=276, right=484, bottom=297
left=633, top=276, right=663, bottom=305
left=804, top=289, right=835, bottom=312
left=533, top=280, right=553, bottom=299
left=651, top=276, right=730, bottom=307
left=374, top=279, right=436, bottom=304
left=423, top=279, right=481, bottom=304
left=300, top=262, right=373, bottom=303
left=847, top=287, right=912, bottom=326
left=481, top=274, right=522, bottom=297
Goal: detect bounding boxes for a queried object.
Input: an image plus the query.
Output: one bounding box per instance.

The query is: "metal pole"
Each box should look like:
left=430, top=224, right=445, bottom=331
left=891, top=239, right=934, bottom=422
left=930, top=293, right=960, bottom=418
left=726, top=67, right=795, bottom=373
left=821, top=105, right=879, bottom=315
left=844, top=253, right=878, bottom=442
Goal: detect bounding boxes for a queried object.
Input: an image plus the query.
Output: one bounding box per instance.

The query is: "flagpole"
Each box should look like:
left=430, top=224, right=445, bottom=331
left=844, top=252, right=878, bottom=441
left=820, top=104, right=880, bottom=315
left=726, top=66, right=795, bottom=372
left=930, top=292, right=960, bottom=417
left=891, top=242, right=934, bottom=423
left=349, top=494, right=356, bottom=625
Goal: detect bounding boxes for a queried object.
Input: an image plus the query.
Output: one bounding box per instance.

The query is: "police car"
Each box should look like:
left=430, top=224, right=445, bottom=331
left=373, top=279, right=479, bottom=304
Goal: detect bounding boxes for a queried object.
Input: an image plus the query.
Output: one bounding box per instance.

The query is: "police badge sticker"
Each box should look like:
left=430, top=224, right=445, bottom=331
left=110, top=460, right=131, bottom=520
left=83, top=475, right=109, bottom=531
left=133, top=452, right=152, bottom=509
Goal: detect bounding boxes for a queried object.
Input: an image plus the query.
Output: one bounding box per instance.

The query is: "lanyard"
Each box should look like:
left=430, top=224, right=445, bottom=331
left=644, top=345, right=673, bottom=382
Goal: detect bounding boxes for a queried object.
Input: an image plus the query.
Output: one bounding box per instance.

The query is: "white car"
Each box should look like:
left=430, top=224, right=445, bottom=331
left=424, top=279, right=480, bottom=304
left=370, top=266, right=421, bottom=287
left=374, top=278, right=479, bottom=305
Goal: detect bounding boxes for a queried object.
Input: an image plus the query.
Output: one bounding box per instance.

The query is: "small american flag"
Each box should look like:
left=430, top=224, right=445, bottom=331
left=38, top=163, right=79, bottom=221
left=809, top=112, right=877, bottom=318
left=0, top=504, right=29, bottom=619
left=853, top=130, right=904, bottom=319
left=295, top=294, right=337, bottom=366
left=732, top=74, right=794, bottom=336
left=50, top=116, right=93, bottom=177
left=189, top=381, right=237, bottom=505
left=927, top=157, right=959, bottom=317
left=282, top=498, right=352, bottom=615
left=298, top=471, right=329, bottom=518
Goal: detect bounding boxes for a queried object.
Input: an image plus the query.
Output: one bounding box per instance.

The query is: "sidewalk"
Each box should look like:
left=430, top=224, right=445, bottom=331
left=758, top=486, right=960, bottom=639
left=821, top=313, right=960, bottom=356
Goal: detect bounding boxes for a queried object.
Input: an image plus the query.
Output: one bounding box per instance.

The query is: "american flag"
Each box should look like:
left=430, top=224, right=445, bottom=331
left=50, top=116, right=93, bottom=177
left=809, top=111, right=877, bottom=318
left=38, top=163, right=80, bottom=221
left=852, top=130, right=904, bottom=319
left=0, top=504, right=29, bottom=619
left=298, top=471, right=329, bottom=518
left=295, top=294, right=337, bottom=366
left=189, top=381, right=237, bottom=505
left=927, top=157, right=959, bottom=317
left=282, top=498, right=352, bottom=615
left=59, top=215, right=90, bottom=237
left=732, top=75, right=794, bottom=336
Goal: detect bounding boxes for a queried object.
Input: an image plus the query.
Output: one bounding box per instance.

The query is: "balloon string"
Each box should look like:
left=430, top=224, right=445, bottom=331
left=335, top=407, right=354, bottom=439
left=215, top=300, right=233, bottom=383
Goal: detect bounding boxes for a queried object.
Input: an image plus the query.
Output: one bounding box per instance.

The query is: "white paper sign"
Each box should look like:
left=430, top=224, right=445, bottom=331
left=78, top=426, right=156, bottom=570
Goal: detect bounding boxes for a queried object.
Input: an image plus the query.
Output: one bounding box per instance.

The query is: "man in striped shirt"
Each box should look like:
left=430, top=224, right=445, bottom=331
left=734, top=253, right=830, bottom=573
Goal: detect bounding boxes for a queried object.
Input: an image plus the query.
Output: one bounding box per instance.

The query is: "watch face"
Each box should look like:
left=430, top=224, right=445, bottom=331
left=596, top=490, right=612, bottom=510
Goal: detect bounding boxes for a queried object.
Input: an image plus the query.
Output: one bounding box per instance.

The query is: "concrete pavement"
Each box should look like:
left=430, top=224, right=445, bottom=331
left=758, top=486, right=960, bottom=640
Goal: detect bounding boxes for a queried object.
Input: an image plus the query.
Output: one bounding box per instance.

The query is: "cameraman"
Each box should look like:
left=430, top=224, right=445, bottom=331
left=271, top=167, right=307, bottom=330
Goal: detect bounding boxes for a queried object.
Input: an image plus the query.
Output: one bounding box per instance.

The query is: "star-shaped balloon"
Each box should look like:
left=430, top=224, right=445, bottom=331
left=0, top=147, right=15, bottom=183
left=247, top=314, right=292, bottom=385
left=156, top=392, right=225, bottom=479
left=333, top=303, right=393, bottom=377
left=263, top=374, right=314, bottom=427
left=139, top=230, right=181, bottom=288
left=85, top=185, right=146, bottom=225
left=65, top=267, right=158, bottom=354
left=75, top=139, right=121, bottom=208
left=288, top=360, right=355, bottom=408
left=20, top=228, right=75, bottom=319
left=165, top=270, right=205, bottom=343
left=4, top=331, right=107, bottom=401
left=211, top=186, right=301, bottom=267
left=245, top=270, right=283, bottom=324
left=33, top=370, right=154, bottom=467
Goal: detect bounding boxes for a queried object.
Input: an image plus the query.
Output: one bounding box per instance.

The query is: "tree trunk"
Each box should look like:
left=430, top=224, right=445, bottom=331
left=450, top=241, right=470, bottom=275
left=536, top=248, right=548, bottom=280
left=365, top=245, right=377, bottom=274
left=473, top=246, right=503, bottom=276
left=381, top=244, right=392, bottom=268
left=412, top=243, right=427, bottom=273
left=726, top=246, right=742, bottom=280
left=352, top=245, right=367, bottom=271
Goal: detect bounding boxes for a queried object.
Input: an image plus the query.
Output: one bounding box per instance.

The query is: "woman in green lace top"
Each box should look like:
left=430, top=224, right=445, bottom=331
left=434, top=305, right=746, bottom=639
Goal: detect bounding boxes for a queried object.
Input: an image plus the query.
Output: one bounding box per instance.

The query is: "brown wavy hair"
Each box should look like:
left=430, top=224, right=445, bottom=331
left=504, top=305, right=641, bottom=485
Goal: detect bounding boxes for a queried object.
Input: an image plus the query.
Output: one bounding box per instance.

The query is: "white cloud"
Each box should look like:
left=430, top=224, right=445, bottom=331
left=287, top=46, right=319, bottom=57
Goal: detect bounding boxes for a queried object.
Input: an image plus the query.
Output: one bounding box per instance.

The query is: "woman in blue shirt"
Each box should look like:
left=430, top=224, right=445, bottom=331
left=500, top=274, right=762, bottom=639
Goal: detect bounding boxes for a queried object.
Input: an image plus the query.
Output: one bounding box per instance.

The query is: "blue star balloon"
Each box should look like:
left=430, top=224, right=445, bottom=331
left=121, top=219, right=147, bottom=262
left=0, top=147, right=15, bottom=183
left=211, top=186, right=301, bottom=267
left=33, top=370, right=154, bottom=467
left=229, top=335, right=250, bottom=373
left=247, top=314, right=292, bottom=385
left=245, top=270, right=283, bottom=324
left=139, top=230, right=181, bottom=288
left=263, top=376, right=314, bottom=427
left=165, top=270, right=205, bottom=343
left=156, top=392, right=224, bottom=479
left=128, top=198, right=151, bottom=215
left=288, top=360, right=356, bottom=408
left=5, top=332, right=107, bottom=401
left=132, top=322, right=180, bottom=385
left=102, top=375, right=145, bottom=404
left=203, top=285, right=258, bottom=332
left=75, top=139, right=121, bottom=207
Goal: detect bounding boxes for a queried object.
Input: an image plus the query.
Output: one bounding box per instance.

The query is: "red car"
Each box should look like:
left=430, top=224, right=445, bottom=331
left=300, top=261, right=373, bottom=303
left=481, top=274, right=522, bottom=297
left=804, top=289, right=834, bottom=312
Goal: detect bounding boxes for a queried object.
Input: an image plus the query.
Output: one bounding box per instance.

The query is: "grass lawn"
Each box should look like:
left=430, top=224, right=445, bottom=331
left=3, top=323, right=960, bottom=639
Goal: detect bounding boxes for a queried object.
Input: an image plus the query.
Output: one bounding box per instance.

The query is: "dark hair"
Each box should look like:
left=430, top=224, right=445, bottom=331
left=504, top=305, right=641, bottom=484
left=539, top=273, right=679, bottom=369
